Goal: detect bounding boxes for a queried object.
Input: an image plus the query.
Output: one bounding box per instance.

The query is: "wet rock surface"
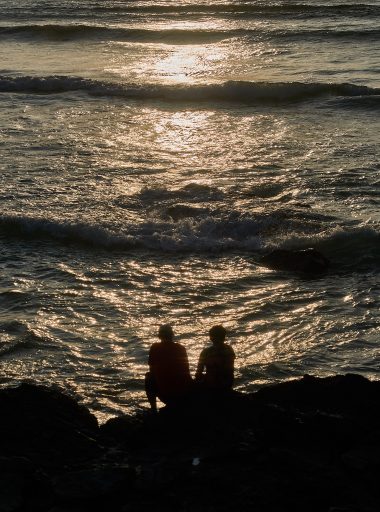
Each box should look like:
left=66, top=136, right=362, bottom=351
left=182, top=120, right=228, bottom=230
left=0, top=375, right=379, bottom=512
left=260, top=248, right=330, bottom=274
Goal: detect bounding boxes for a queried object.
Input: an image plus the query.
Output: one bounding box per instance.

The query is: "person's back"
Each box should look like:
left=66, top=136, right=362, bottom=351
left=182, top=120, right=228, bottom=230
left=195, top=325, right=235, bottom=392
left=146, top=324, right=192, bottom=411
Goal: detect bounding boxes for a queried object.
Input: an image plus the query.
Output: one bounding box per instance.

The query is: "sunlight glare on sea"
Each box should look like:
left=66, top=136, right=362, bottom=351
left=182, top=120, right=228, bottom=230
left=0, top=0, right=379, bottom=419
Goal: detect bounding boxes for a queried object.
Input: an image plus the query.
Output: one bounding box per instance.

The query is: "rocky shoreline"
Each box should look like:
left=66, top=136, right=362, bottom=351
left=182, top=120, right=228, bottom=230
left=0, top=374, right=379, bottom=512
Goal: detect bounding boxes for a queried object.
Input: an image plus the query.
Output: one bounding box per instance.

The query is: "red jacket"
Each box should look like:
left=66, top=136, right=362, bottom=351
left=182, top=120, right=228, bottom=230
left=149, top=341, right=192, bottom=404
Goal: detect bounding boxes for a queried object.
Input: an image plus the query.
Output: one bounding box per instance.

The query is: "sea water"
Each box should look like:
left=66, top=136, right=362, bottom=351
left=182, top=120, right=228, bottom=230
left=0, top=0, right=379, bottom=420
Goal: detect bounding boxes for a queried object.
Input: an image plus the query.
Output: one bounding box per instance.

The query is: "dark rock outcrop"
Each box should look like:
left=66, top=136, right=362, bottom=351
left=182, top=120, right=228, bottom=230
left=0, top=383, right=100, bottom=467
left=260, top=248, right=330, bottom=274
left=0, top=375, right=379, bottom=512
left=52, top=465, right=135, bottom=505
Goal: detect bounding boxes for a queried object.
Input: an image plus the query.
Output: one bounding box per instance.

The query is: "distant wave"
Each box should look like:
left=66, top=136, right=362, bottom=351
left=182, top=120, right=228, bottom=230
left=1, top=214, right=379, bottom=268
left=1, top=75, right=379, bottom=106
left=90, top=2, right=380, bottom=17
left=1, top=23, right=379, bottom=44
left=279, top=28, right=380, bottom=42
left=0, top=24, right=242, bottom=44
left=327, top=95, right=380, bottom=110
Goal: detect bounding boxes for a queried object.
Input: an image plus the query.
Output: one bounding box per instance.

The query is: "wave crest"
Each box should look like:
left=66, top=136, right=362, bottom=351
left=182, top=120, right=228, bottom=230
left=89, top=3, right=380, bottom=17
left=1, top=23, right=379, bottom=44
left=0, top=24, right=239, bottom=44
left=1, top=75, right=379, bottom=106
left=1, top=213, right=379, bottom=268
left=0, top=213, right=262, bottom=252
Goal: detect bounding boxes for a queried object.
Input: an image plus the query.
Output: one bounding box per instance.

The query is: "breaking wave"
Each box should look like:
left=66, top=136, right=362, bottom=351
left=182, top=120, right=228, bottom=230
left=1, top=23, right=379, bottom=44
left=0, top=213, right=379, bottom=268
left=0, top=24, right=243, bottom=44
left=1, top=75, right=379, bottom=106
left=0, top=213, right=263, bottom=252
left=277, top=27, right=380, bottom=42
left=88, top=2, right=380, bottom=18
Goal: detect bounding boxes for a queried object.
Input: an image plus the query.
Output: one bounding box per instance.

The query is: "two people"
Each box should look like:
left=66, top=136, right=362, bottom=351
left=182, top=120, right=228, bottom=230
left=145, top=323, right=235, bottom=412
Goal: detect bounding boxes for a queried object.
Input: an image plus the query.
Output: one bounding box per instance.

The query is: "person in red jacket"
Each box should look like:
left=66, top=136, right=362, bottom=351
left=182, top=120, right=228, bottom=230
left=145, top=324, right=193, bottom=412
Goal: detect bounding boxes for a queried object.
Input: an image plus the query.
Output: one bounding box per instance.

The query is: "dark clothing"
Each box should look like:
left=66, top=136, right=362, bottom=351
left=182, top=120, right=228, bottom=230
left=195, top=343, right=235, bottom=391
left=148, top=341, right=192, bottom=405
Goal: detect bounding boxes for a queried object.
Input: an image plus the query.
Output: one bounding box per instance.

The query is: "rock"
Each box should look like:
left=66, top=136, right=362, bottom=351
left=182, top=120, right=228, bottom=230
left=52, top=465, right=135, bottom=504
left=342, top=444, right=380, bottom=471
left=0, top=383, right=101, bottom=468
left=260, top=248, right=330, bottom=274
left=166, top=204, right=209, bottom=220
left=106, top=375, right=380, bottom=512
left=253, top=374, right=380, bottom=420
left=1, top=376, right=380, bottom=512
left=100, top=414, right=147, bottom=446
left=47, top=507, right=84, bottom=512
left=0, top=456, right=53, bottom=512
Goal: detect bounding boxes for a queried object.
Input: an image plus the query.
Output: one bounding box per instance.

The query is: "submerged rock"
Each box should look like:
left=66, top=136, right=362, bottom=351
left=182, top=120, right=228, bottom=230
left=260, top=248, right=330, bottom=274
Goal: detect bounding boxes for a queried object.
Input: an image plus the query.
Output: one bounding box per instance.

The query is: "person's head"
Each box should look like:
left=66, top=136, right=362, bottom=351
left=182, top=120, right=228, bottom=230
left=158, top=324, right=174, bottom=342
left=209, top=325, right=226, bottom=345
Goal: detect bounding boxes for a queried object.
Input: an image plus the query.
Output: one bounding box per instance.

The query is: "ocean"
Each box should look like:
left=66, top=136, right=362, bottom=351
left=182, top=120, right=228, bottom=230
left=0, top=0, right=379, bottom=421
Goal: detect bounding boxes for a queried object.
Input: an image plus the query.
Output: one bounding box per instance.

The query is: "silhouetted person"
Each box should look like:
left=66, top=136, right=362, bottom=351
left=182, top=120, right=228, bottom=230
left=195, top=325, right=235, bottom=392
left=145, top=324, right=192, bottom=412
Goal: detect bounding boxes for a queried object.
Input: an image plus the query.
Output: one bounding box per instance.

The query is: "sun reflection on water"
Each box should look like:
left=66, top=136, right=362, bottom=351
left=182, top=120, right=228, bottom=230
left=154, top=44, right=225, bottom=83
left=153, top=110, right=212, bottom=155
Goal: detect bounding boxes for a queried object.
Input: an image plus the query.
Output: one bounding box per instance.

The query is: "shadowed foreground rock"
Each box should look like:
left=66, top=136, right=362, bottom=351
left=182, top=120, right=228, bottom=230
left=0, top=375, right=379, bottom=512
left=0, top=383, right=100, bottom=466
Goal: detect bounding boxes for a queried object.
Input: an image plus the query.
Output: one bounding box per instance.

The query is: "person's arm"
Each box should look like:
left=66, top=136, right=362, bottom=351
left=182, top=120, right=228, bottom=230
left=148, top=343, right=158, bottom=372
left=217, top=345, right=235, bottom=390
left=146, top=344, right=158, bottom=412
left=195, top=350, right=205, bottom=382
left=226, top=346, right=235, bottom=388
left=183, top=348, right=191, bottom=377
left=145, top=371, right=157, bottom=412
left=148, top=345, right=153, bottom=371
left=177, top=345, right=192, bottom=383
left=230, top=345, right=236, bottom=364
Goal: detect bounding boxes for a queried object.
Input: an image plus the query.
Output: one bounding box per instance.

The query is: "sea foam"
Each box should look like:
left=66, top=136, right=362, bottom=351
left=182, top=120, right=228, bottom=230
left=1, top=213, right=379, bottom=266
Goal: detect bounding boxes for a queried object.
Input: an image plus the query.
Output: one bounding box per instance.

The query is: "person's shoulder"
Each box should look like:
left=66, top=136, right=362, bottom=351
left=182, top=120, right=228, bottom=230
left=174, top=342, right=187, bottom=353
left=149, top=342, right=162, bottom=353
left=224, top=343, right=235, bottom=356
left=201, top=346, right=214, bottom=357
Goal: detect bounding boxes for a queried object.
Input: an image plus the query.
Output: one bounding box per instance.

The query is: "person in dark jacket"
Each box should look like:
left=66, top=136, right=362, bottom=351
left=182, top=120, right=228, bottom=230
left=195, top=325, right=235, bottom=392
